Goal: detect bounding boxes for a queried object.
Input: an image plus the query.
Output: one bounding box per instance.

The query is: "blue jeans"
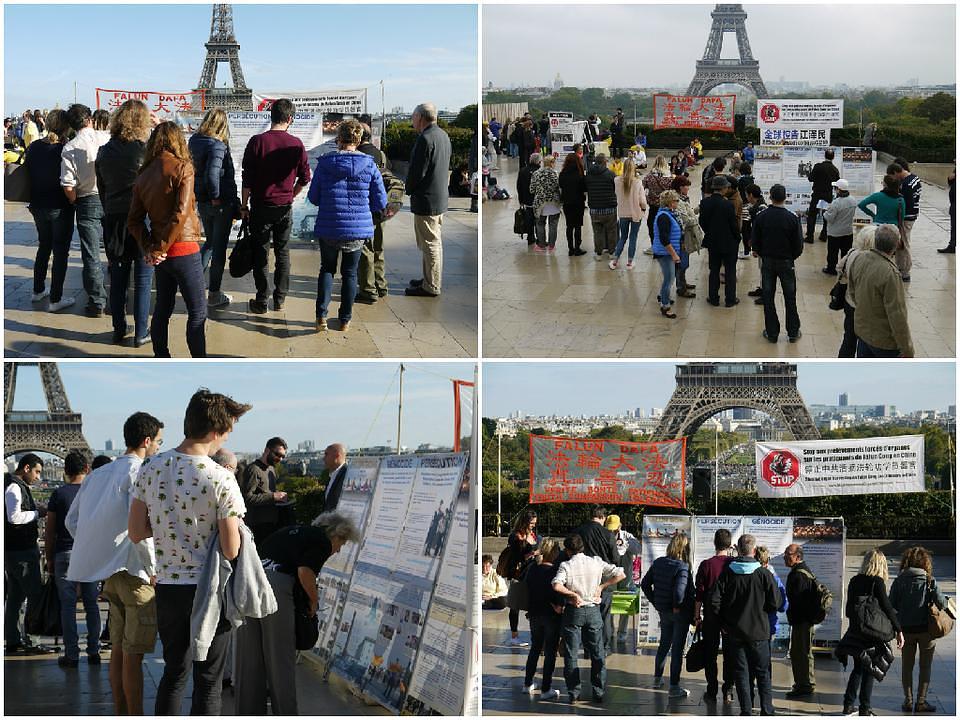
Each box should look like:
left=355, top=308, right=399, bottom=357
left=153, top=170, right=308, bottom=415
left=729, top=636, right=774, bottom=715
left=74, top=194, right=107, bottom=308
left=657, top=255, right=675, bottom=307
left=510, top=142, right=518, bottom=158
left=525, top=613, right=561, bottom=691
left=109, top=255, right=154, bottom=339
left=614, top=218, right=641, bottom=260
left=535, top=214, right=559, bottom=248
left=317, top=240, right=363, bottom=322
left=198, top=201, right=233, bottom=293
left=761, top=257, right=800, bottom=339
left=856, top=339, right=900, bottom=358
left=654, top=611, right=688, bottom=687
left=152, top=252, right=207, bottom=357
left=54, top=551, right=101, bottom=661
left=30, top=205, right=75, bottom=301
left=561, top=604, right=606, bottom=700
left=4, top=548, right=42, bottom=647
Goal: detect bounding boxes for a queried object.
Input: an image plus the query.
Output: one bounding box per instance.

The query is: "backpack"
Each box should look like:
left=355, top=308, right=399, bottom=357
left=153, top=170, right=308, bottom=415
left=798, top=568, right=833, bottom=624
left=374, top=168, right=405, bottom=224
left=496, top=544, right=520, bottom=581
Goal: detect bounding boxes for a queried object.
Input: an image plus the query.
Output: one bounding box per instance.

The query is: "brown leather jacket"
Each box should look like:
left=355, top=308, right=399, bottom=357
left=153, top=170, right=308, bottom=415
left=127, top=151, right=202, bottom=254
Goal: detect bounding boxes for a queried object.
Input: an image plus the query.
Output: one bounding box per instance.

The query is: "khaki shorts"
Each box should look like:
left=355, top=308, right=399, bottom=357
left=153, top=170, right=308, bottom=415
left=101, top=571, right=158, bottom=655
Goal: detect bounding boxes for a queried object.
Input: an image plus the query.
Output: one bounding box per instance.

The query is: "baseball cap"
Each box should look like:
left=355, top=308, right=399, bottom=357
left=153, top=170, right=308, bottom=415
left=605, top=514, right=622, bottom=532
left=832, top=179, right=850, bottom=191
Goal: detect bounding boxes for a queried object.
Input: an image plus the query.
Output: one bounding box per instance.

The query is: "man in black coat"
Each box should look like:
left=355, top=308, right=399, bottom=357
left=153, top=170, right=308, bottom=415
left=405, top=102, right=452, bottom=298
left=752, top=183, right=805, bottom=343
left=699, top=176, right=741, bottom=307
left=784, top=544, right=817, bottom=698
left=239, top=437, right=290, bottom=545
left=320, top=443, right=349, bottom=512
left=805, top=148, right=840, bottom=243
left=516, top=154, right=541, bottom=244
left=575, top=506, right=619, bottom=655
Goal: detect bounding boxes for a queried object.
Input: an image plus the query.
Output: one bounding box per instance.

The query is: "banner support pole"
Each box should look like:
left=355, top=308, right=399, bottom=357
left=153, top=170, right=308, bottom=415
left=497, top=425, right=502, bottom=536
left=464, top=363, right=480, bottom=714
left=714, top=424, right=719, bottom=515
left=396, top=363, right=404, bottom=454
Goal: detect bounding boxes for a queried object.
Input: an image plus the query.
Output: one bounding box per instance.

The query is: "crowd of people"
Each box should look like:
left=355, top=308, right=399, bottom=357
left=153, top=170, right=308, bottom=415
left=487, top=110, right=956, bottom=357
left=10, top=98, right=454, bottom=355
left=482, top=506, right=952, bottom=715
left=4, top=392, right=358, bottom=715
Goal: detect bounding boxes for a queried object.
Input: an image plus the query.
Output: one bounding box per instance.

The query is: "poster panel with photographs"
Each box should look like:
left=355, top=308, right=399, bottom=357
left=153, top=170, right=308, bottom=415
left=330, top=454, right=467, bottom=714
left=313, top=457, right=382, bottom=662
left=403, top=474, right=473, bottom=716
left=792, top=518, right=846, bottom=647
left=639, top=515, right=693, bottom=643
left=780, top=146, right=841, bottom=211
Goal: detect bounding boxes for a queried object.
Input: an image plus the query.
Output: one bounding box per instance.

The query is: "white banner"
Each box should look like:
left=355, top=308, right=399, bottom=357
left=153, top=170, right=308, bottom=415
left=757, top=99, right=844, bottom=130
left=253, top=88, right=367, bottom=114
left=755, top=436, right=925, bottom=498
left=759, top=128, right=831, bottom=147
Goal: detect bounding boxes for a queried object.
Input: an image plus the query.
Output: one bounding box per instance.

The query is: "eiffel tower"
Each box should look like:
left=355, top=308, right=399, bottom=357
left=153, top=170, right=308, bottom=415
left=195, top=4, right=252, bottom=111
left=651, top=363, right=820, bottom=441
left=687, top=4, right=768, bottom=98
left=4, top=363, right=92, bottom=459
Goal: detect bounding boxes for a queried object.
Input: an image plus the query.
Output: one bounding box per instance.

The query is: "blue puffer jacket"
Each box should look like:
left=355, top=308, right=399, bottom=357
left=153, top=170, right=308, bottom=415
left=652, top=207, right=682, bottom=257
left=640, top=556, right=692, bottom=617
left=308, top=151, right=388, bottom=241
left=187, top=134, right=238, bottom=204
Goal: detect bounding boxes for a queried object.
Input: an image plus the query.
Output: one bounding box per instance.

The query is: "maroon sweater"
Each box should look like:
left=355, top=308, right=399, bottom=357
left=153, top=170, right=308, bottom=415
left=241, top=129, right=310, bottom=206
left=695, top=553, right=733, bottom=603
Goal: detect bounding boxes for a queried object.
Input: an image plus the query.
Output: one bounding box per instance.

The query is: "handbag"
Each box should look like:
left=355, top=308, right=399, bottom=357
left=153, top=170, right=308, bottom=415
left=853, top=594, right=895, bottom=643
left=25, top=576, right=61, bottom=637
left=927, top=581, right=954, bottom=639
left=513, top=208, right=526, bottom=236
left=292, top=581, right=320, bottom=651
left=685, top=627, right=707, bottom=673
left=4, top=161, right=30, bottom=203
left=506, top=579, right=529, bottom=612
left=828, top=281, right=846, bottom=311
left=228, top=218, right=253, bottom=279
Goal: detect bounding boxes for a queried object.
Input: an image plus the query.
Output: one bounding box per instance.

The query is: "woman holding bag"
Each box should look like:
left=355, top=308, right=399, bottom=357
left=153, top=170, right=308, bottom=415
left=836, top=549, right=903, bottom=717
left=889, top=546, right=950, bottom=712
left=506, top=510, right=540, bottom=647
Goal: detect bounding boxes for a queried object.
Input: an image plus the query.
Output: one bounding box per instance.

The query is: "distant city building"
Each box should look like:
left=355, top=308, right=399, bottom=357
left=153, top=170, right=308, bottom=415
left=839, top=393, right=849, bottom=407
left=651, top=408, right=663, bottom=418
left=553, top=73, right=564, bottom=90
left=732, top=408, right=754, bottom=420
left=297, top=440, right=315, bottom=453
left=104, top=439, right=113, bottom=451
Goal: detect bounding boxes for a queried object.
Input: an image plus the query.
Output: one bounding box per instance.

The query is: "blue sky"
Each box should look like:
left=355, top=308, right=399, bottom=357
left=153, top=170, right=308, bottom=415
left=9, top=362, right=475, bottom=453
left=483, top=363, right=956, bottom=418
left=4, top=4, right=477, bottom=114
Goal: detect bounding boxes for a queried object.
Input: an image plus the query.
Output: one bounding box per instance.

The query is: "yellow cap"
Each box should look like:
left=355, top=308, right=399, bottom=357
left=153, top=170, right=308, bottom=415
left=605, top=514, right=621, bottom=531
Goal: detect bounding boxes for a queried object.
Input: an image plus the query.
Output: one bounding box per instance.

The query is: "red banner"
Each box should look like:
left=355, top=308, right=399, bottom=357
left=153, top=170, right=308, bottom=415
left=653, top=94, right=736, bottom=132
left=529, top=434, right=686, bottom=507
left=95, top=88, right=206, bottom=119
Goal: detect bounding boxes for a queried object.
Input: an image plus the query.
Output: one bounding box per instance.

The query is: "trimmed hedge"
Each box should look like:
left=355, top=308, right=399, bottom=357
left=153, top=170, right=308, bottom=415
left=483, top=486, right=956, bottom=540
left=382, top=122, right=473, bottom=170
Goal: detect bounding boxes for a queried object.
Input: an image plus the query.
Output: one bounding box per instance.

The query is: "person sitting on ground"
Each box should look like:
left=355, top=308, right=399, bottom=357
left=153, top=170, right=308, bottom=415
left=449, top=162, right=471, bottom=197
left=522, top=538, right=564, bottom=700
left=482, top=554, right=509, bottom=609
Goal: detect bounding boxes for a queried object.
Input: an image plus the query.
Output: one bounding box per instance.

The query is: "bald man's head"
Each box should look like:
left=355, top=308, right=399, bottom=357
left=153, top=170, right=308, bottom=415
left=324, top=443, right=346, bottom=471
left=212, top=448, right=238, bottom=475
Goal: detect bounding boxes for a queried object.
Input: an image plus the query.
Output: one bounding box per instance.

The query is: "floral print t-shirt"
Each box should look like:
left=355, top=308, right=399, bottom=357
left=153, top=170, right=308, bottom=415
left=133, top=449, right=246, bottom=584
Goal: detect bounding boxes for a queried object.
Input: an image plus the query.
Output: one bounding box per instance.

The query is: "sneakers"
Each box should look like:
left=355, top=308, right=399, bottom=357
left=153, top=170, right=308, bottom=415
left=608, top=259, right=619, bottom=269
left=594, top=253, right=603, bottom=262
left=207, top=291, right=232, bottom=309
left=134, top=333, right=151, bottom=348
left=522, top=682, right=537, bottom=694
left=533, top=245, right=545, bottom=254
left=540, top=689, right=560, bottom=701
left=723, top=689, right=735, bottom=705
left=652, top=677, right=664, bottom=689
left=48, top=297, right=76, bottom=312
left=643, top=247, right=654, bottom=256
left=626, top=260, right=634, bottom=270
left=508, top=637, right=529, bottom=647
left=668, top=686, right=690, bottom=699
left=315, top=318, right=328, bottom=332
left=31, top=289, right=50, bottom=302
left=340, top=320, right=351, bottom=333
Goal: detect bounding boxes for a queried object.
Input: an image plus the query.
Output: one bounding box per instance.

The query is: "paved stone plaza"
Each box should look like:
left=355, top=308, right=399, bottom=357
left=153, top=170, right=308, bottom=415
left=3, top=611, right=389, bottom=716
left=482, top=155, right=955, bottom=358
left=482, top=552, right=956, bottom=716
left=3, top=198, right=477, bottom=358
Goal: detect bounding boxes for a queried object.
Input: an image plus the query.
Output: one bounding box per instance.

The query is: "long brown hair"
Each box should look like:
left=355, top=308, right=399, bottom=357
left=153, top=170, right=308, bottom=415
left=140, top=121, right=191, bottom=174
left=900, top=545, right=933, bottom=576
left=42, top=109, right=70, bottom=144
left=197, top=108, right=230, bottom=144
left=110, top=100, right=152, bottom=143
left=561, top=151, right=584, bottom=177
left=621, top=156, right=636, bottom=194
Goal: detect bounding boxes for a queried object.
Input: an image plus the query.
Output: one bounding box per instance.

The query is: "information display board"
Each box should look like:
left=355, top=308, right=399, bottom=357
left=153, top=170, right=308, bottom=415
left=751, top=146, right=876, bottom=212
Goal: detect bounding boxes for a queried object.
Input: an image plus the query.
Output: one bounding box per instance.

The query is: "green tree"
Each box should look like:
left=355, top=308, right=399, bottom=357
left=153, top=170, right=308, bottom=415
left=917, top=93, right=956, bottom=124
left=453, top=104, right=478, bottom=130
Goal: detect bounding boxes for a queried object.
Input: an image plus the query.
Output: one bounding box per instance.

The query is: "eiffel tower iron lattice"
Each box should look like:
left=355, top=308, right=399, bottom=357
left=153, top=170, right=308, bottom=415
left=651, top=363, right=820, bottom=442
left=687, top=4, right=768, bottom=98
left=4, top=362, right=92, bottom=459
left=195, top=4, right=252, bottom=111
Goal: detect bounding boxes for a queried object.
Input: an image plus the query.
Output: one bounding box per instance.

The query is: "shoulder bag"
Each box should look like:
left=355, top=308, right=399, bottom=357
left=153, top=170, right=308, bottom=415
left=853, top=593, right=895, bottom=643
left=228, top=218, right=254, bottom=279
left=927, top=580, right=954, bottom=639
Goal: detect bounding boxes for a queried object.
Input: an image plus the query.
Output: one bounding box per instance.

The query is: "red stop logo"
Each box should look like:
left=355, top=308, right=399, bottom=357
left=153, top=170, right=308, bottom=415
left=760, top=449, right=801, bottom=488
left=759, top=104, right=780, bottom=124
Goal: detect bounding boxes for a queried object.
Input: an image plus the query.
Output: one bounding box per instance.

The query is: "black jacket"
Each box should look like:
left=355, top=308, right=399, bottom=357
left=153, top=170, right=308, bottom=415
left=808, top=160, right=840, bottom=199
left=405, top=123, right=451, bottom=216
left=517, top=164, right=537, bottom=206
left=187, top=134, right=238, bottom=205
left=239, top=459, right=279, bottom=528
left=321, top=465, right=348, bottom=513
left=575, top=520, right=618, bottom=564
left=96, top=137, right=146, bottom=214
left=525, top=561, right=564, bottom=618
left=710, top=557, right=781, bottom=642
left=786, top=561, right=818, bottom=625
left=846, top=574, right=901, bottom=634
left=584, top=165, right=617, bottom=210
left=699, top=193, right=741, bottom=253
left=558, top=166, right=586, bottom=209
left=751, top=205, right=804, bottom=260
left=4, top=473, right=39, bottom=551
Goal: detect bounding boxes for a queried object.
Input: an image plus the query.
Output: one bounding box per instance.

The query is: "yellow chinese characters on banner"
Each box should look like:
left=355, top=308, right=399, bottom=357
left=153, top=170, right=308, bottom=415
left=529, top=434, right=686, bottom=506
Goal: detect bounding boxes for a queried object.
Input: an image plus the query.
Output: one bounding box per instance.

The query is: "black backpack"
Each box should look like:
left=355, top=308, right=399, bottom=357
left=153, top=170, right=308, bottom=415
left=798, top=568, right=834, bottom=624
